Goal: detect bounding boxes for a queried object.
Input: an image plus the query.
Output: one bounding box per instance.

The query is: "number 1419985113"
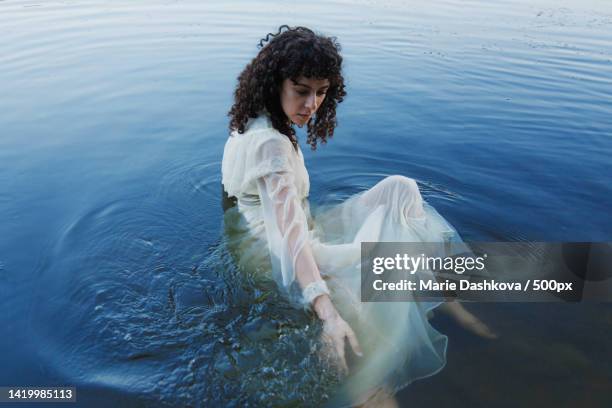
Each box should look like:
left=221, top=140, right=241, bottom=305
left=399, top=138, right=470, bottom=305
left=0, top=387, right=76, bottom=402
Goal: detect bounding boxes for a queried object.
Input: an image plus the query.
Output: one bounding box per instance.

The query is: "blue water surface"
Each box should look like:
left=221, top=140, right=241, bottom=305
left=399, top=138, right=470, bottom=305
left=1, top=0, right=611, bottom=406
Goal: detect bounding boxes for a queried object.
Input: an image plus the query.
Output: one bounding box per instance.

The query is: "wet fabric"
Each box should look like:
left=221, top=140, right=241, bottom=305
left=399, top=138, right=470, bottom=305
left=221, top=114, right=458, bottom=404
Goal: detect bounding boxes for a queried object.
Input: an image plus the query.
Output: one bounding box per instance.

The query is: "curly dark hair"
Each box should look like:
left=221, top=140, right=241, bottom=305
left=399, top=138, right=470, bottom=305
left=228, top=25, right=346, bottom=150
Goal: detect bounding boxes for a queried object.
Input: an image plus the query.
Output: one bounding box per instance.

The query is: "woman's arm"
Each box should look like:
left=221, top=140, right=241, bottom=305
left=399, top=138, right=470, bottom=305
left=256, top=171, right=323, bottom=291
left=257, top=171, right=362, bottom=371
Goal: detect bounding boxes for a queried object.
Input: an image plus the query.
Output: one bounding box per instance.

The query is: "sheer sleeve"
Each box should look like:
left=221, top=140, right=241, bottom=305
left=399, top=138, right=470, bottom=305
left=254, top=144, right=328, bottom=307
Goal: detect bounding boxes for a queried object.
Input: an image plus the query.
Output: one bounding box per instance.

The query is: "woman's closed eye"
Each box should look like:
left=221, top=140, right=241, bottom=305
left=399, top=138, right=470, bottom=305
left=296, top=88, right=327, bottom=97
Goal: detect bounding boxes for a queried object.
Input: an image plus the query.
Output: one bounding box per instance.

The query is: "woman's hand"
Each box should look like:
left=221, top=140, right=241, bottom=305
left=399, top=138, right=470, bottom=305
left=313, top=294, right=363, bottom=374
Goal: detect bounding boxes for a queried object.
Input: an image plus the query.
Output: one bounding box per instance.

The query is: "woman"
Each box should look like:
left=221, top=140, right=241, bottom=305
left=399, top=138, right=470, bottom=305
left=222, top=25, right=494, bottom=407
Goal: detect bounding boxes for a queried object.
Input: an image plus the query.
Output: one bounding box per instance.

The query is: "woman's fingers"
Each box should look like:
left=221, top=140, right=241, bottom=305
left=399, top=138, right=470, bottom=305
left=335, top=338, right=349, bottom=374
left=346, top=326, right=363, bottom=357
left=320, top=333, right=345, bottom=373
left=320, top=318, right=363, bottom=375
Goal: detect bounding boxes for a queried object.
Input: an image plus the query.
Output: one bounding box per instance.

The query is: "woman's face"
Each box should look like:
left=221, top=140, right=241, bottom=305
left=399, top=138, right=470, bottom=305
left=280, top=76, right=330, bottom=126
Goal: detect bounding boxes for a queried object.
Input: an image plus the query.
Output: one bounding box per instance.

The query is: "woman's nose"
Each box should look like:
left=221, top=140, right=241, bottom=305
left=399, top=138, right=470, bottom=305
left=305, top=93, right=317, bottom=112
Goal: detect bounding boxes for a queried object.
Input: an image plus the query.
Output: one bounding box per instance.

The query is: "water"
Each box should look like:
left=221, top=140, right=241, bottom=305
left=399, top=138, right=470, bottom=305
left=1, top=0, right=611, bottom=406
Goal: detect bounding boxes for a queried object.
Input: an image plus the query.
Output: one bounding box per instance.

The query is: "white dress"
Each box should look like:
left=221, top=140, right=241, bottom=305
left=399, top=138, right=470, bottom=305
left=221, top=114, right=456, bottom=404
